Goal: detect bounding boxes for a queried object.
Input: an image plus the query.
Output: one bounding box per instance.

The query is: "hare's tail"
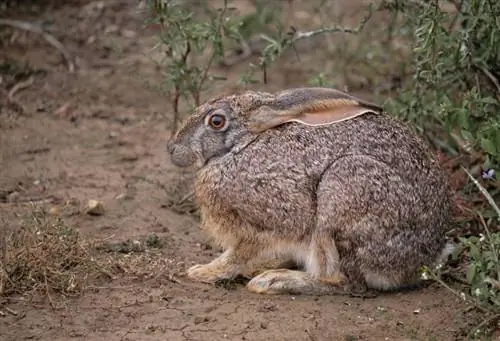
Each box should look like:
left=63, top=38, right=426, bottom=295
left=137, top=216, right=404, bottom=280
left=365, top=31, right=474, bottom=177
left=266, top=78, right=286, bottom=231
left=435, top=241, right=456, bottom=268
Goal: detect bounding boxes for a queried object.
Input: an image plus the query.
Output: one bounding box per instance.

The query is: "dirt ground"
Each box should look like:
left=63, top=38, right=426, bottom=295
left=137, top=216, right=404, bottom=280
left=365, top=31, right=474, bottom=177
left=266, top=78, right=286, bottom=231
left=0, top=1, right=485, bottom=340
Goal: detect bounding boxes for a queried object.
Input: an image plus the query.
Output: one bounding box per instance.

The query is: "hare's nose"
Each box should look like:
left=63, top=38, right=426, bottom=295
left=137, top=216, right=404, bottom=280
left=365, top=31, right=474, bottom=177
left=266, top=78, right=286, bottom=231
left=167, top=142, right=196, bottom=168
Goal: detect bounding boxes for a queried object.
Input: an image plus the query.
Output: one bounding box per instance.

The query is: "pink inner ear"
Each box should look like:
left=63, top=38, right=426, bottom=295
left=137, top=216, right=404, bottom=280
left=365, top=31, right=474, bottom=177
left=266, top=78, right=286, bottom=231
left=288, top=105, right=377, bottom=126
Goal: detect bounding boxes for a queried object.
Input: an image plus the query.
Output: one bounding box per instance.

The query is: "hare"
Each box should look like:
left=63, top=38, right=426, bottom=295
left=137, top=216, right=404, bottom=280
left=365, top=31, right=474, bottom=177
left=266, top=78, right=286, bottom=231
left=167, top=87, right=454, bottom=296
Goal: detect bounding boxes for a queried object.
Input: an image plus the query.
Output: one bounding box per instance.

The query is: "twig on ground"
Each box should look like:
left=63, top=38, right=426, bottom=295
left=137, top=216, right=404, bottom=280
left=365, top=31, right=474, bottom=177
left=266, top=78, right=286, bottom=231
left=176, top=190, right=195, bottom=206
left=8, top=76, right=34, bottom=101
left=5, top=307, right=18, bottom=316
left=0, top=19, right=75, bottom=72
left=43, top=268, right=55, bottom=309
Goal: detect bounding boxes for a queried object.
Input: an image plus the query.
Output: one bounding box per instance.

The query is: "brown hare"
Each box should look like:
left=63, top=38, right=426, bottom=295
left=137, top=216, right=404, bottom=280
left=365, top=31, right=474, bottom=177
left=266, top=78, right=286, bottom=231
left=167, top=87, right=454, bottom=296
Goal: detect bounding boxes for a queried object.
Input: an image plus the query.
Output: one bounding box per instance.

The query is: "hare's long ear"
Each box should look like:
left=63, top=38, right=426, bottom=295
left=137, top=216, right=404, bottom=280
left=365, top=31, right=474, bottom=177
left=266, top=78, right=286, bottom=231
left=247, top=87, right=383, bottom=133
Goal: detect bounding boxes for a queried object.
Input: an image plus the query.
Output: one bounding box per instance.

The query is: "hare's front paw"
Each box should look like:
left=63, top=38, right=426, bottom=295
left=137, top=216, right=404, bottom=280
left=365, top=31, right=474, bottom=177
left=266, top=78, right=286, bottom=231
left=187, top=263, right=237, bottom=283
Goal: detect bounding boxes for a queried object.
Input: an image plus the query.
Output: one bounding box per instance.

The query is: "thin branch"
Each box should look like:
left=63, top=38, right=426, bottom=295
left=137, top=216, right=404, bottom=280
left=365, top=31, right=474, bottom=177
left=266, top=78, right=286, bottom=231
left=193, top=52, right=216, bottom=106
left=0, top=19, right=75, bottom=73
left=289, top=4, right=375, bottom=42
left=172, top=85, right=181, bottom=133
left=171, top=41, right=192, bottom=132
left=251, top=3, right=378, bottom=77
left=430, top=272, right=491, bottom=315
left=192, top=0, right=230, bottom=105
left=462, top=166, right=500, bottom=218
left=476, top=63, right=500, bottom=98
left=477, top=214, right=500, bottom=283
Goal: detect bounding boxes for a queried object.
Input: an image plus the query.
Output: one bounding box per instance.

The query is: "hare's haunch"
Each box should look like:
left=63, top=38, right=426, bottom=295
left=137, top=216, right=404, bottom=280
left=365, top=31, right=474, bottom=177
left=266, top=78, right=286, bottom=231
left=167, top=87, right=454, bottom=296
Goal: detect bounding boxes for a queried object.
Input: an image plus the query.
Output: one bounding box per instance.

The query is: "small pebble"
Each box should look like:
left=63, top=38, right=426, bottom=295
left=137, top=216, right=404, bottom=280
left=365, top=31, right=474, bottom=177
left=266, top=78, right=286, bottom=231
left=87, top=199, right=105, bottom=216
left=194, top=316, right=209, bottom=324
left=48, top=206, right=60, bottom=216
left=121, top=29, right=137, bottom=39
left=105, top=25, right=119, bottom=34
left=87, top=35, right=97, bottom=44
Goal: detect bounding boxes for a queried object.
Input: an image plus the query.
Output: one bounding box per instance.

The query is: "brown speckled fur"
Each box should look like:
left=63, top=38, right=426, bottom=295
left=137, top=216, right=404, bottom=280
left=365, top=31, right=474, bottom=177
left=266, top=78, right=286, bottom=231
left=167, top=87, right=453, bottom=296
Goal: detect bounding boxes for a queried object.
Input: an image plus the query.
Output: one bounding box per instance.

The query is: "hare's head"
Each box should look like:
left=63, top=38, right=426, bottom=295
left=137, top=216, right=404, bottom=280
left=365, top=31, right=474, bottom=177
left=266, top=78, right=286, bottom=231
left=167, top=87, right=383, bottom=169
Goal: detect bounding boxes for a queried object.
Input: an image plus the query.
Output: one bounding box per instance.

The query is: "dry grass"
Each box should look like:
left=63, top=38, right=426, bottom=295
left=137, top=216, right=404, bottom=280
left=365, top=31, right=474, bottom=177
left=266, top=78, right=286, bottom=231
left=101, top=251, right=184, bottom=285
left=0, top=205, right=108, bottom=299
left=0, top=204, right=184, bottom=302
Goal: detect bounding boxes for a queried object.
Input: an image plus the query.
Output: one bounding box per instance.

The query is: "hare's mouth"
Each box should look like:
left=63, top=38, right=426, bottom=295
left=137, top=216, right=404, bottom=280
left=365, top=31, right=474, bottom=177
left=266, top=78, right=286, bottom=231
left=167, top=142, right=198, bottom=168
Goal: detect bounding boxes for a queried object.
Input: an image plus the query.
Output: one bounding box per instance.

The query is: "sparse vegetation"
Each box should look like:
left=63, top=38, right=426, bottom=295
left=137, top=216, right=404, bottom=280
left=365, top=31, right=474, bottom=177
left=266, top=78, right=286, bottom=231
left=147, top=0, right=240, bottom=130
left=423, top=169, right=500, bottom=337
left=384, top=0, right=500, bottom=164
left=0, top=205, right=104, bottom=299
left=0, top=203, right=179, bottom=302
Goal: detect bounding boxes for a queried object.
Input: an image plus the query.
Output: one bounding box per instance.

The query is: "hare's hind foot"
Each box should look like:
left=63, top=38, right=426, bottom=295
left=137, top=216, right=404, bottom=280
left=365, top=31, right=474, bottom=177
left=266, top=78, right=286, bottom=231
left=187, top=247, right=293, bottom=283
left=247, top=269, right=374, bottom=296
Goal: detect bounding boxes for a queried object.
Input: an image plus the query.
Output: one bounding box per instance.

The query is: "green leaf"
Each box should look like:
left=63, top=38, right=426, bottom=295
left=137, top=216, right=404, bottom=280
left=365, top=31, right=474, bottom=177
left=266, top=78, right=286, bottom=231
left=457, top=109, right=470, bottom=130
left=480, top=137, right=497, bottom=155
left=451, top=243, right=465, bottom=259
left=466, top=263, right=477, bottom=284
left=469, top=243, right=481, bottom=260
left=460, top=129, right=474, bottom=143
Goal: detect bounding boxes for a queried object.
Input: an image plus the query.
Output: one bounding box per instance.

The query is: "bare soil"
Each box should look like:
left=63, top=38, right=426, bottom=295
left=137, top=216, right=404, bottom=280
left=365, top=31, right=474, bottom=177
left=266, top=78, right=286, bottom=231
left=0, top=1, right=483, bottom=340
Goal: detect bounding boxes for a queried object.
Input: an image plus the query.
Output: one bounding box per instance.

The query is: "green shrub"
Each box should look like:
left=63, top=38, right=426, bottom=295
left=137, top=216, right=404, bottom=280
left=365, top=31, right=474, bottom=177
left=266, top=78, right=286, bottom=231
left=383, top=0, right=500, bottom=166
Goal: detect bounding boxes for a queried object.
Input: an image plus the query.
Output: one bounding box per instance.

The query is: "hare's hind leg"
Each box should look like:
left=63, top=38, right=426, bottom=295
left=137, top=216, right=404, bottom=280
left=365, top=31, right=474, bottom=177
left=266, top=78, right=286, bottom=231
left=247, top=160, right=378, bottom=297
left=247, top=269, right=352, bottom=295
left=245, top=240, right=368, bottom=296
left=246, top=236, right=356, bottom=295
left=242, top=258, right=297, bottom=278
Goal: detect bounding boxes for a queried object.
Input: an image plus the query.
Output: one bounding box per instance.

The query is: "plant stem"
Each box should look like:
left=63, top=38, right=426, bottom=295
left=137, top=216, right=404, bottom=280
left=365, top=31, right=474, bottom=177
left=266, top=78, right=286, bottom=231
left=289, top=5, right=375, bottom=42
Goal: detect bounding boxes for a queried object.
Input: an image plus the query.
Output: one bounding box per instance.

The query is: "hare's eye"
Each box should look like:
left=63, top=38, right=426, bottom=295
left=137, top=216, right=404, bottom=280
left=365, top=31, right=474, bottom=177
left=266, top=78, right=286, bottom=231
left=207, top=114, right=227, bottom=130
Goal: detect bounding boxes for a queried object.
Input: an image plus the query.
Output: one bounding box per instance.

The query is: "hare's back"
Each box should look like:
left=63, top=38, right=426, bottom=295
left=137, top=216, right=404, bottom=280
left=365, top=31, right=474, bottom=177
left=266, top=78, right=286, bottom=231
left=266, top=113, right=442, bottom=177
left=268, top=112, right=451, bottom=205
left=331, top=113, right=441, bottom=173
